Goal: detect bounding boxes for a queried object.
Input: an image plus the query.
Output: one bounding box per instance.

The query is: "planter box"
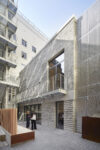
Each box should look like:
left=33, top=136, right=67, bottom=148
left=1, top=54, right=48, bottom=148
left=82, top=116, right=100, bottom=143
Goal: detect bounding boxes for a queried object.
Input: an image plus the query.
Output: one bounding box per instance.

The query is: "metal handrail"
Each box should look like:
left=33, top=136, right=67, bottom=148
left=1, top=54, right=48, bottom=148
left=49, top=73, right=64, bottom=91
left=0, top=73, right=19, bottom=85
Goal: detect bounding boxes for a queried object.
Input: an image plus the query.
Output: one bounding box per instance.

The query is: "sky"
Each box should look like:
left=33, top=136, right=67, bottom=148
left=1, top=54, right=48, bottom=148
left=18, top=0, right=95, bottom=38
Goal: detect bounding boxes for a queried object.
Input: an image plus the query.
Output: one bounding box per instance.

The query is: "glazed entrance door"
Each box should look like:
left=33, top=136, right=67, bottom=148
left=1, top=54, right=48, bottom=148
left=56, top=101, right=64, bottom=129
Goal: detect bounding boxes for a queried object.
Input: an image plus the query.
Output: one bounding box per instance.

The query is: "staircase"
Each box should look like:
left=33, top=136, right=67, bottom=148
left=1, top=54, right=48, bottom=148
left=0, top=126, right=8, bottom=147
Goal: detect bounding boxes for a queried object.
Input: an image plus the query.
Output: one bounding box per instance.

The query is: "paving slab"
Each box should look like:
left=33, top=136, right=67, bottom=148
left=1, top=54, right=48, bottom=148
left=0, top=122, right=100, bottom=150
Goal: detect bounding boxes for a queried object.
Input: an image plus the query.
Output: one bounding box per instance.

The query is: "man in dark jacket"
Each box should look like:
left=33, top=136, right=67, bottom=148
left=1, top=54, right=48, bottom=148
left=26, top=111, right=30, bottom=128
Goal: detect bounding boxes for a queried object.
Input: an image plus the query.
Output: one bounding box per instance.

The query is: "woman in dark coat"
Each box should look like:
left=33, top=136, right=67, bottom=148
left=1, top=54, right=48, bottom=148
left=26, top=111, right=30, bottom=128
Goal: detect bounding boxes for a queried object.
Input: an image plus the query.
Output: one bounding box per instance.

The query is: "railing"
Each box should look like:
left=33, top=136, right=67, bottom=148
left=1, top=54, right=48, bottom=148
left=9, top=0, right=18, bottom=8
left=49, top=73, right=64, bottom=91
left=0, top=71, right=4, bottom=81
left=0, top=29, right=17, bottom=46
left=6, top=74, right=18, bottom=85
left=0, top=51, right=16, bottom=64
left=0, top=73, right=19, bottom=85
left=8, top=34, right=17, bottom=45
left=0, top=49, right=5, bottom=58
left=8, top=54, right=16, bottom=63
left=0, top=8, right=17, bottom=23
left=10, top=0, right=17, bottom=5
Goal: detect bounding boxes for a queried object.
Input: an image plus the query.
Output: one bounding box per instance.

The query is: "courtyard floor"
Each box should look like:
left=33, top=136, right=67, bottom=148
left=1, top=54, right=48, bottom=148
left=0, top=122, right=100, bottom=150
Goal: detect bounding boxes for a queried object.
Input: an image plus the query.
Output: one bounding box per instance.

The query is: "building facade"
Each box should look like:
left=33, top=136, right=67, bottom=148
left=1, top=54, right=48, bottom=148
left=0, top=1, right=48, bottom=108
left=0, top=0, right=18, bottom=108
left=16, top=0, right=100, bottom=133
left=75, top=0, right=100, bottom=133
left=10, top=12, right=48, bottom=77
left=16, top=17, right=76, bottom=131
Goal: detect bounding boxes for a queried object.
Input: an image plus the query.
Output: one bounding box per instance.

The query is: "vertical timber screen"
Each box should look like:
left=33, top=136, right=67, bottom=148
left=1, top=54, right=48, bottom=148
left=0, top=109, right=17, bottom=135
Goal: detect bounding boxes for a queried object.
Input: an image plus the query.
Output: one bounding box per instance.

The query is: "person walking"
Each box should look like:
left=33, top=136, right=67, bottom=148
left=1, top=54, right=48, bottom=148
left=26, top=111, right=30, bottom=128
left=31, top=112, right=37, bottom=130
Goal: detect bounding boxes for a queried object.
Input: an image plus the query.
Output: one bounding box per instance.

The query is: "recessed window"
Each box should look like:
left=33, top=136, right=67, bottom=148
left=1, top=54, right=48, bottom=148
left=32, top=46, right=36, bottom=53
left=22, top=39, right=27, bottom=47
left=49, top=51, right=64, bottom=91
left=21, top=51, right=27, bottom=59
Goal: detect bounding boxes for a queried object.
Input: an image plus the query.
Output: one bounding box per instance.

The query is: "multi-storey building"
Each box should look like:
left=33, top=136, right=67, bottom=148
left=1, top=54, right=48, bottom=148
left=0, top=1, right=48, bottom=108
left=10, top=12, right=48, bottom=77
left=0, top=0, right=18, bottom=108
left=16, top=0, right=100, bottom=133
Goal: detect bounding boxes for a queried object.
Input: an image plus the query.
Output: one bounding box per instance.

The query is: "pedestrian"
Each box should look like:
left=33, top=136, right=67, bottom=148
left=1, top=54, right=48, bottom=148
left=26, top=111, right=30, bottom=128
left=31, top=112, right=37, bottom=130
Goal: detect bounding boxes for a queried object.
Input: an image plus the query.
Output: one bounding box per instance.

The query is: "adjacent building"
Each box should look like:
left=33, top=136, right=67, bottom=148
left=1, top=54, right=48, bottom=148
left=16, top=0, right=100, bottom=133
left=0, top=0, right=48, bottom=108
left=0, top=0, right=18, bottom=108
left=10, top=12, right=48, bottom=77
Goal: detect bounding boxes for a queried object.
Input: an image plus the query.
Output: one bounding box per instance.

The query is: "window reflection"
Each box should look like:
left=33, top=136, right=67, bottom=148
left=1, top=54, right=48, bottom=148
left=49, top=51, right=64, bottom=91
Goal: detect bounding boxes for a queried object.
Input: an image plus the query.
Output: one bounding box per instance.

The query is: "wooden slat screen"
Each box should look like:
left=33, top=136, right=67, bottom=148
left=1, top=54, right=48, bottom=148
left=0, top=109, right=17, bottom=135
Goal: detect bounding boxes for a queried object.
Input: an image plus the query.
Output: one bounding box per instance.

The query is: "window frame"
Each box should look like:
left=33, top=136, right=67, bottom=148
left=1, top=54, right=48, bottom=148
left=21, top=51, right=27, bottom=59
left=48, top=49, right=64, bottom=91
left=22, top=39, right=27, bottom=47
left=32, top=46, right=36, bottom=53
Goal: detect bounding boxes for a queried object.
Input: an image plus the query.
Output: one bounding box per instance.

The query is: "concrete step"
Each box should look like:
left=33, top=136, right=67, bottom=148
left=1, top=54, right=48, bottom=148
left=0, top=127, right=6, bottom=142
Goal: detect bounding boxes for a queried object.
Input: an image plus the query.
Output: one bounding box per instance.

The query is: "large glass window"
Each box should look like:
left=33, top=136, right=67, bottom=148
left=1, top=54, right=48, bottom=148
left=24, top=104, right=42, bottom=124
left=49, top=51, right=64, bottom=91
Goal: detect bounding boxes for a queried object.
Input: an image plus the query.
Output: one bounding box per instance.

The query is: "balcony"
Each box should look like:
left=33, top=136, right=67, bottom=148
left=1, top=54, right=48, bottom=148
left=0, top=12, right=17, bottom=33
left=0, top=35, right=17, bottom=50
left=0, top=0, right=17, bottom=18
left=49, top=73, right=64, bottom=91
left=0, top=46, right=16, bottom=68
left=0, top=27, right=17, bottom=50
left=0, top=72, right=19, bottom=87
left=39, top=73, right=66, bottom=98
left=0, top=54, right=16, bottom=68
left=8, top=0, right=17, bottom=14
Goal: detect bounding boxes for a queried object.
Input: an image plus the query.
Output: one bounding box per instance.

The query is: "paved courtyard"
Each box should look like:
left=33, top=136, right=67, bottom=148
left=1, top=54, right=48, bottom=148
left=1, top=122, right=100, bottom=150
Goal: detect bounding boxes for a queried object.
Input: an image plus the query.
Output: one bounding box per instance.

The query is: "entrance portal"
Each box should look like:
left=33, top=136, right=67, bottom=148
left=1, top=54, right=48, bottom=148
left=56, top=101, right=64, bottom=129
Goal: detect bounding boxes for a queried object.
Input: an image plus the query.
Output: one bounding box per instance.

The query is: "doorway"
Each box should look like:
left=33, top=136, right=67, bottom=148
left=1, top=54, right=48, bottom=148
left=56, top=101, right=64, bottom=129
